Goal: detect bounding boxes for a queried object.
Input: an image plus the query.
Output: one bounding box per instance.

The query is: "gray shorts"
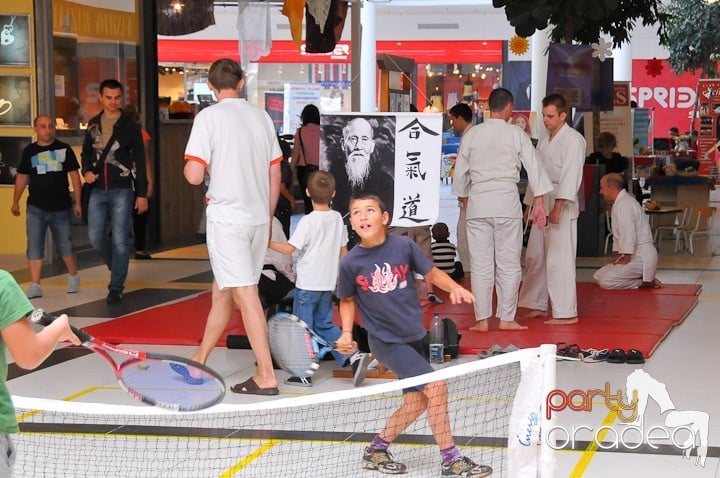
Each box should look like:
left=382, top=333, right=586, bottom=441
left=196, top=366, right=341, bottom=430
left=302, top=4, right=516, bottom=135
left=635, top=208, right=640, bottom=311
left=367, top=335, right=433, bottom=393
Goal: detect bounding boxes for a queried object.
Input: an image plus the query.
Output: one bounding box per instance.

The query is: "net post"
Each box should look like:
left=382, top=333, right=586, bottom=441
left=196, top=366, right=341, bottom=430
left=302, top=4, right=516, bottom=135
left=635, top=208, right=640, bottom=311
left=539, top=343, right=557, bottom=478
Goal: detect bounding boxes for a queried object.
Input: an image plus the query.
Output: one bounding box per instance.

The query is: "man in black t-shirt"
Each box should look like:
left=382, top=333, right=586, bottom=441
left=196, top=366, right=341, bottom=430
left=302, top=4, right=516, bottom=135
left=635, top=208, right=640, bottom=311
left=11, top=115, right=82, bottom=299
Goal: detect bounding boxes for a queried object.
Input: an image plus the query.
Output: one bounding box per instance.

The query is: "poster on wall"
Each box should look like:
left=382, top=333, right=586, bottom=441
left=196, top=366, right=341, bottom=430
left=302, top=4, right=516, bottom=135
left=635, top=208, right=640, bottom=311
left=283, top=83, right=322, bottom=135
left=582, top=82, right=633, bottom=157
left=696, top=78, right=720, bottom=181
left=319, top=112, right=442, bottom=227
left=632, top=108, right=651, bottom=155
left=264, top=92, right=284, bottom=134
left=510, top=110, right=535, bottom=139
left=0, top=15, right=30, bottom=66
left=0, top=136, right=31, bottom=185
left=0, top=75, right=32, bottom=126
left=546, top=43, right=613, bottom=112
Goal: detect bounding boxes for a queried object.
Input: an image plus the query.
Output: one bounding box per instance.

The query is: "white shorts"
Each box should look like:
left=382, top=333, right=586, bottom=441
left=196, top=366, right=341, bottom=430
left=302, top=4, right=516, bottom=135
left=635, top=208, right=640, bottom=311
left=206, top=220, right=269, bottom=290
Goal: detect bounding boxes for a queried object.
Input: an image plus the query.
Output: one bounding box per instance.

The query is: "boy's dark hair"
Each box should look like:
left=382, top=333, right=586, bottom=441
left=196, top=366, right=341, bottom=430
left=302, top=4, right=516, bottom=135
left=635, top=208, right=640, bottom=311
left=542, top=93, right=569, bottom=116
left=307, top=170, right=335, bottom=205
left=301, top=104, right=320, bottom=125
left=349, top=191, right=386, bottom=213
left=488, top=88, right=513, bottom=112
left=208, top=58, right=243, bottom=91
left=596, top=131, right=617, bottom=150
left=99, top=79, right=123, bottom=94
left=431, top=222, right=450, bottom=241
left=449, top=103, right=472, bottom=122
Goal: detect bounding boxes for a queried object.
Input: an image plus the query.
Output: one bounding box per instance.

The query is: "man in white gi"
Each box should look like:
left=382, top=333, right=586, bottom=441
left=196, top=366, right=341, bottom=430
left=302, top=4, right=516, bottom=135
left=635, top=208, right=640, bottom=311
left=452, top=88, right=553, bottom=331
left=448, top=103, right=474, bottom=272
left=518, top=93, right=586, bottom=325
left=593, top=173, right=661, bottom=289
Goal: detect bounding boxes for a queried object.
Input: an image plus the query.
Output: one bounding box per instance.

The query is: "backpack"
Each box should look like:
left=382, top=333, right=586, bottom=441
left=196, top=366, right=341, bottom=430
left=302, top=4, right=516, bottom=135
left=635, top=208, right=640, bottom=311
left=421, top=317, right=462, bottom=360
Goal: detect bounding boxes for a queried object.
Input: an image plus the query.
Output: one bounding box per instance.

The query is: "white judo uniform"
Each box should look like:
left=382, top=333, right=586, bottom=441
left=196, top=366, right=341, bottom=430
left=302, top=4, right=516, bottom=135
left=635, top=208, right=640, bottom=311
left=593, top=189, right=658, bottom=289
left=452, top=118, right=552, bottom=322
left=518, top=123, right=585, bottom=319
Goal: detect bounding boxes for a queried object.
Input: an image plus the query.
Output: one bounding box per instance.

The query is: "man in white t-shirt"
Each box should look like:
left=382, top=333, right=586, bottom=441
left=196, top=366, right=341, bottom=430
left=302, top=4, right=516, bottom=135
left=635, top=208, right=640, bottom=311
left=184, top=58, right=283, bottom=395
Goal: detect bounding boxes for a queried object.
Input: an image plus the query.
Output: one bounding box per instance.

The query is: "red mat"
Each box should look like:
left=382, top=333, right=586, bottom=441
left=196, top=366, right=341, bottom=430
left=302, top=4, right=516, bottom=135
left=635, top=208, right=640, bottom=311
left=85, top=281, right=700, bottom=359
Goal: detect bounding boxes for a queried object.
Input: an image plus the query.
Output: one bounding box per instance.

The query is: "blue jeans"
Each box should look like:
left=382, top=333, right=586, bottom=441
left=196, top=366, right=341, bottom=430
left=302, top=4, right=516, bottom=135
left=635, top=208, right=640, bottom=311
left=25, top=205, right=74, bottom=259
left=293, top=288, right=347, bottom=365
left=87, top=188, right=133, bottom=292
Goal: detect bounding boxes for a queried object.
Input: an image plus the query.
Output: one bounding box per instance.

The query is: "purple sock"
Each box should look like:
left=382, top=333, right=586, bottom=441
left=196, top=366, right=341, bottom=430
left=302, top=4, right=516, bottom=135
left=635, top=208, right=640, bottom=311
left=370, top=435, right=390, bottom=451
left=440, top=446, right=461, bottom=466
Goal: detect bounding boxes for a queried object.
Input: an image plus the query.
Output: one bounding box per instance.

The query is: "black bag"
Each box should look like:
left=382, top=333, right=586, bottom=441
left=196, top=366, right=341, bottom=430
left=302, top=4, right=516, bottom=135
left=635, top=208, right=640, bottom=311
left=80, top=183, right=93, bottom=224
left=421, top=317, right=462, bottom=360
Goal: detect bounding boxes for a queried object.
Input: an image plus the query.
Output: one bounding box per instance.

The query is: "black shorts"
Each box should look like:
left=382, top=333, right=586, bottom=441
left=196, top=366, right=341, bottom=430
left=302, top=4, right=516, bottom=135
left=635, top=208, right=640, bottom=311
left=368, top=335, right=433, bottom=393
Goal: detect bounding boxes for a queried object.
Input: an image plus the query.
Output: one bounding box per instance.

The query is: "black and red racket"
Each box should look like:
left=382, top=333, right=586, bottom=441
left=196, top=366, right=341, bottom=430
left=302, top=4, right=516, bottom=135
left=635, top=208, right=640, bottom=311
left=31, top=309, right=225, bottom=411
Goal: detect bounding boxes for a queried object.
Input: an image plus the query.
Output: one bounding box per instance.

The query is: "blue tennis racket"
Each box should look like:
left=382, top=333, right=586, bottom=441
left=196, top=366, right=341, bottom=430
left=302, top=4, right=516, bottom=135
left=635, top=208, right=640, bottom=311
left=31, top=309, right=226, bottom=411
left=267, top=312, right=338, bottom=378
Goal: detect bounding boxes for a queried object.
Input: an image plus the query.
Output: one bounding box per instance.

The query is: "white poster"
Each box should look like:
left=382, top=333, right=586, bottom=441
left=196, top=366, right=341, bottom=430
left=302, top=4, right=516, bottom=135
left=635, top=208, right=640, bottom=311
left=583, top=82, right=633, bottom=157
left=283, top=83, right=322, bottom=135
left=320, top=112, right=442, bottom=227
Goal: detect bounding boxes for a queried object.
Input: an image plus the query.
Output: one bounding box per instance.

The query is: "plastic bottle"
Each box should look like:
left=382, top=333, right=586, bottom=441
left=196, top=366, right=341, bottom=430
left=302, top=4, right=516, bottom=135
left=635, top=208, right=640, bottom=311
left=429, top=313, right=444, bottom=364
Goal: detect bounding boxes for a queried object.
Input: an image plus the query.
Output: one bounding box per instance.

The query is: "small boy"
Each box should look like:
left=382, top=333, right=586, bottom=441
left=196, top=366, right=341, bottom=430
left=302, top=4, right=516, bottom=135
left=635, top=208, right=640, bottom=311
left=269, top=171, right=369, bottom=387
left=0, top=269, right=80, bottom=475
left=335, top=193, right=492, bottom=477
left=431, top=222, right=464, bottom=281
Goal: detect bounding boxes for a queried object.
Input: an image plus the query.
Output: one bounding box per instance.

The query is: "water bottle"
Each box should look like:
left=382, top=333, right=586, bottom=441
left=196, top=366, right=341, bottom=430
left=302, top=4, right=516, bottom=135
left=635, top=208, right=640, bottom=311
left=429, top=313, right=444, bottom=364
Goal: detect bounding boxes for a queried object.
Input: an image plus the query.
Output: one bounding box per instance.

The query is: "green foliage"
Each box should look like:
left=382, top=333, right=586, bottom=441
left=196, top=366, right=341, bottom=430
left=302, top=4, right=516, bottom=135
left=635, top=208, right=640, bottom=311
left=492, top=0, right=668, bottom=47
left=661, top=0, right=720, bottom=77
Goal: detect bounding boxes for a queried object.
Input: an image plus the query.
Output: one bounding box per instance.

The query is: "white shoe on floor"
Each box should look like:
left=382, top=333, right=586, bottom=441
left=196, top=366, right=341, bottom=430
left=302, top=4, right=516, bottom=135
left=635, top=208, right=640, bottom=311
left=67, top=275, right=80, bottom=293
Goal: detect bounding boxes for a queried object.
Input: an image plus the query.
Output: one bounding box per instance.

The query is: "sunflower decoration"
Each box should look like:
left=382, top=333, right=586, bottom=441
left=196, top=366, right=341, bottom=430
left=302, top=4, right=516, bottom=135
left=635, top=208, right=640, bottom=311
left=509, top=35, right=530, bottom=56
left=645, top=58, right=664, bottom=78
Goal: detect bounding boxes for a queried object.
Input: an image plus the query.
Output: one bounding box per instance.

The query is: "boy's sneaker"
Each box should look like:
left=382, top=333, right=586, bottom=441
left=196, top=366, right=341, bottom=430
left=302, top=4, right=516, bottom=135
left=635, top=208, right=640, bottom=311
left=580, top=348, right=609, bottom=363
left=441, top=456, right=492, bottom=477
left=285, top=376, right=312, bottom=387
left=427, top=292, right=444, bottom=304
left=26, top=283, right=43, bottom=299
left=349, top=351, right=370, bottom=386
left=67, top=275, right=80, bottom=294
left=361, top=447, right=407, bottom=474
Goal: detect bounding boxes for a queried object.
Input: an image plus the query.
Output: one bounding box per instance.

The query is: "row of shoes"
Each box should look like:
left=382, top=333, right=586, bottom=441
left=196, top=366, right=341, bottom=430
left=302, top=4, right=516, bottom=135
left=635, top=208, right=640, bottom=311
left=557, top=343, right=645, bottom=364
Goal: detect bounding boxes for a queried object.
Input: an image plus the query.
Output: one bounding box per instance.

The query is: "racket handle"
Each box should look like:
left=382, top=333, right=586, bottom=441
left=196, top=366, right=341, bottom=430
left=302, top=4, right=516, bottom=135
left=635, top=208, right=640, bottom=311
left=30, top=309, right=92, bottom=344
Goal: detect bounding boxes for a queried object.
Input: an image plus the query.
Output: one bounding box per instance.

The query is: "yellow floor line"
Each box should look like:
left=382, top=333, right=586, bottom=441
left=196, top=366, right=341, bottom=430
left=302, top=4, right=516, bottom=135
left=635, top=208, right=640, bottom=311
left=568, top=408, right=618, bottom=477
left=220, top=439, right=279, bottom=477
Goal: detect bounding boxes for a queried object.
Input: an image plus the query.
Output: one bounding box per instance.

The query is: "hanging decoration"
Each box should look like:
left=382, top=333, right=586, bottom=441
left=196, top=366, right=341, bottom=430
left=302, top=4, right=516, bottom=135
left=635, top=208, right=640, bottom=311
left=591, top=39, right=612, bottom=62
left=509, top=35, right=529, bottom=56
left=645, top=58, right=664, bottom=77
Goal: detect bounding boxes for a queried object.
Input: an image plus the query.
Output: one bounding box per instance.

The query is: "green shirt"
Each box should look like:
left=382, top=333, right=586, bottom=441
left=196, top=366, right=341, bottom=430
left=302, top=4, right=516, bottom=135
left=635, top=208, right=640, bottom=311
left=0, top=270, right=33, bottom=433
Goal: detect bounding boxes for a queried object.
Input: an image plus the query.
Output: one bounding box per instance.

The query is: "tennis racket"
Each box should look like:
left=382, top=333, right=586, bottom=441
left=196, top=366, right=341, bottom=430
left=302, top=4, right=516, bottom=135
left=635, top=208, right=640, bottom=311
left=267, top=312, right=342, bottom=378
left=31, top=309, right=225, bottom=412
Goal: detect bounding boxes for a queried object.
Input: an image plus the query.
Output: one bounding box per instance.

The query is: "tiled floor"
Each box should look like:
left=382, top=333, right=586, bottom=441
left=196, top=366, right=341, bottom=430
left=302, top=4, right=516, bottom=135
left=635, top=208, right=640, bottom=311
left=5, top=183, right=720, bottom=477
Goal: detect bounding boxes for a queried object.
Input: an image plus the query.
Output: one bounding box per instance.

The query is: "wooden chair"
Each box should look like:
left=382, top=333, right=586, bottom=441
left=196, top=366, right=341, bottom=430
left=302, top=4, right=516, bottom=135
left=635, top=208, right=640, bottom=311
left=675, top=206, right=716, bottom=254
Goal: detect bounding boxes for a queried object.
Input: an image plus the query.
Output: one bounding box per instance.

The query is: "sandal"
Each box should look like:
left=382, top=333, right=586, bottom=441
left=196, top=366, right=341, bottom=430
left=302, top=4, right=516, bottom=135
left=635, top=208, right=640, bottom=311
left=626, top=349, right=645, bottom=364
left=230, top=377, right=279, bottom=396
left=607, top=348, right=627, bottom=364
left=557, top=343, right=580, bottom=358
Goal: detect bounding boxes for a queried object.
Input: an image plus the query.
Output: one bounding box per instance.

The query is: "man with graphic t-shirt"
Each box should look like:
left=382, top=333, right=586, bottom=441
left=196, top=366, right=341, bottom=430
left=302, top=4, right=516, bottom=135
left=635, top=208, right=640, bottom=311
left=11, top=115, right=81, bottom=299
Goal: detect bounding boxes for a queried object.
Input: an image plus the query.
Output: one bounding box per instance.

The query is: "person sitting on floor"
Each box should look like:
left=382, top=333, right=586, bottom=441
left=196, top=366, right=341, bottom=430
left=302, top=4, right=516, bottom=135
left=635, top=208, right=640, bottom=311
left=430, top=222, right=464, bottom=281
left=593, top=173, right=662, bottom=290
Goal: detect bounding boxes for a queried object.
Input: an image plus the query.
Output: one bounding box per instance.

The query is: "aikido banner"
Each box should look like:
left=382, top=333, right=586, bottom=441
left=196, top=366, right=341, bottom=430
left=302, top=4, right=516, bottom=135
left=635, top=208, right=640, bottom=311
left=319, top=112, right=443, bottom=227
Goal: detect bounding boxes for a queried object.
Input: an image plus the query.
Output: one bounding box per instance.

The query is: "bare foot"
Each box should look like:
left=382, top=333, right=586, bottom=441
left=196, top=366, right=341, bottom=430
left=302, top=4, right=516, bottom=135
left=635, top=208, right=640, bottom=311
left=520, top=309, right=549, bottom=319
left=640, top=278, right=663, bottom=289
left=498, top=320, right=528, bottom=330
left=469, top=320, right=489, bottom=332
left=544, top=317, right=579, bottom=325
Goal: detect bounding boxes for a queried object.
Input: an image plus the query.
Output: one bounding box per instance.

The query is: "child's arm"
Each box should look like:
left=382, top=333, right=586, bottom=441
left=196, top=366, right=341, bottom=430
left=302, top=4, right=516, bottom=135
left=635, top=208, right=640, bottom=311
left=2, top=314, right=80, bottom=370
left=425, top=267, right=474, bottom=304
left=336, top=297, right=356, bottom=354
left=340, top=245, right=348, bottom=257
left=268, top=240, right=296, bottom=256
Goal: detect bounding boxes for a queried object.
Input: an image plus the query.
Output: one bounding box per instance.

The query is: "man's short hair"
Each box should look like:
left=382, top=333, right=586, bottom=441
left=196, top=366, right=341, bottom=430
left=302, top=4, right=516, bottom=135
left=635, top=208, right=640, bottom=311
left=488, top=88, right=513, bottom=112
left=33, top=115, right=52, bottom=127
left=307, top=170, right=335, bottom=205
left=542, top=93, right=569, bottom=116
left=603, top=173, right=624, bottom=190
left=208, top=58, right=243, bottom=91
left=449, top=103, right=472, bottom=122
left=349, top=192, right=386, bottom=213
left=99, top=79, right=123, bottom=94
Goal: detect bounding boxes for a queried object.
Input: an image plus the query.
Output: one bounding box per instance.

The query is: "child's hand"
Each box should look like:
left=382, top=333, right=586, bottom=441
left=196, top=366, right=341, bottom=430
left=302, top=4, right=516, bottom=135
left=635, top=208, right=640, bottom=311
left=335, top=332, right=356, bottom=354
left=449, top=286, right=474, bottom=305
left=54, top=315, right=81, bottom=345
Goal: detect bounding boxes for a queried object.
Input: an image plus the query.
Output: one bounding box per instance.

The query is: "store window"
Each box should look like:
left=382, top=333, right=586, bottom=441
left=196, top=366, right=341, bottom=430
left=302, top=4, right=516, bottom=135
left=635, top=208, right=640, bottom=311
left=52, top=0, right=140, bottom=132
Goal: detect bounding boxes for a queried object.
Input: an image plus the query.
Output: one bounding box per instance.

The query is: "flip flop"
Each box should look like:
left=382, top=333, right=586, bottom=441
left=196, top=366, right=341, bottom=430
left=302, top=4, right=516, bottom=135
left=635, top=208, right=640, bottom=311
left=230, top=377, right=280, bottom=396
left=169, top=363, right=204, bottom=385
left=607, top=348, right=627, bottom=364
left=626, top=349, right=645, bottom=364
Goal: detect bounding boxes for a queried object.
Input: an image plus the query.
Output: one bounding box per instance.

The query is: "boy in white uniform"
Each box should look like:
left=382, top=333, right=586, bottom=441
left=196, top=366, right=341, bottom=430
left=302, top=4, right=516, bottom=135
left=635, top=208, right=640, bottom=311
left=269, top=171, right=369, bottom=387
left=184, top=58, right=283, bottom=395
left=518, top=93, right=586, bottom=325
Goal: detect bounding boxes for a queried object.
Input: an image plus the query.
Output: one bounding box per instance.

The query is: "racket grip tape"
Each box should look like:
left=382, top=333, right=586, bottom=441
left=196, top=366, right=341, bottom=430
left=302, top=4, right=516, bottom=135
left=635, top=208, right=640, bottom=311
left=30, top=309, right=92, bottom=344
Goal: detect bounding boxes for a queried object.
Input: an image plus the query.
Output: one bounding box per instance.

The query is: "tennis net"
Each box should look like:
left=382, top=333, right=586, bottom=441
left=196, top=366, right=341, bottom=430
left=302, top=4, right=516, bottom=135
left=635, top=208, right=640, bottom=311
left=12, top=344, right=556, bottom=477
